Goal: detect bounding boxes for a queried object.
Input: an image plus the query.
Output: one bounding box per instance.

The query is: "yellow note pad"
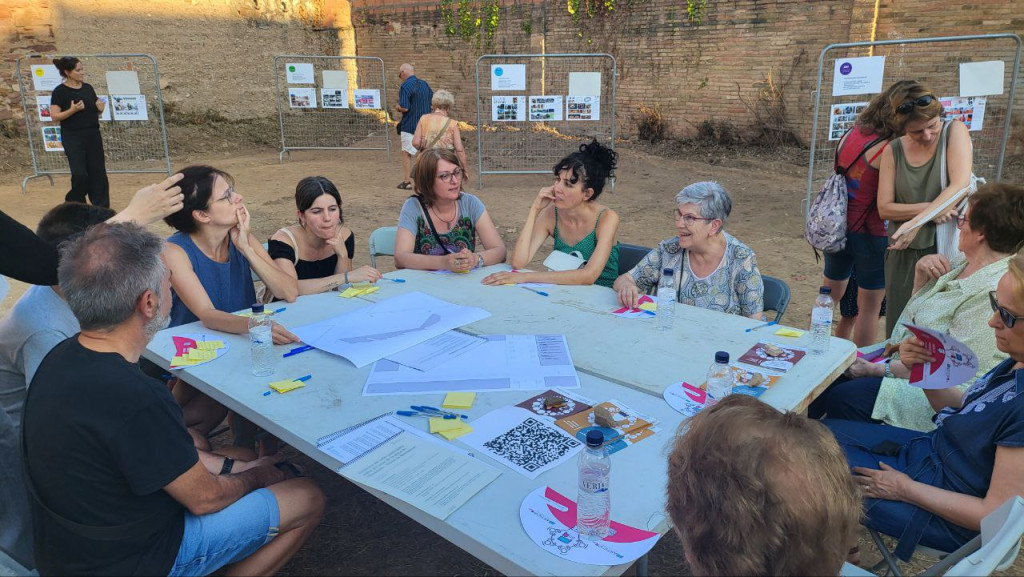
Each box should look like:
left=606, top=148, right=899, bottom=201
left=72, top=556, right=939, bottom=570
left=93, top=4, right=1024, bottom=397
left=438, top=422, right=473, bottom=441
left=170, top=355, right=198, bottom=367
left=637, top=301, right=657, bottom=312
left=194, top=340, right=225, bottom=350
left=338, top=284, right=381, bottom=298
left=186, top=348, right=216, bottom=361
left=443, top=392, right=476, bottom=409
left=428, top=417, right=467, bottom=433
left=775, top=327, right=805, bottom=338
left=268, top=378, right=307, bottom=393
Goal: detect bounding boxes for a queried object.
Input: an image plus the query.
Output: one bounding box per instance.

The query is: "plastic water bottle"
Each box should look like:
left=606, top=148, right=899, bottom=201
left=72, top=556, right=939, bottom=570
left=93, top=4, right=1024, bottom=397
left=706, top=351, right=733, bottom=406
left=577, top=429, right=611, bottom=541
left=656, top=268, right=676, bottom=331
left=811, top=286, right=834, bottom=355
left=249, top=303, right=274, bottom=377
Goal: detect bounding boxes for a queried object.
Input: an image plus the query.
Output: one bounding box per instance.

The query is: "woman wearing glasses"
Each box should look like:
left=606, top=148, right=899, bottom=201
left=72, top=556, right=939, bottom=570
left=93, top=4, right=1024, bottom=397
left=822, top=245, right=1024, bottom=563
left=810, top=183, right=1024, bottom=432
left=613, top=181, right=764, bottom=319
left=877, top=81, right=975, bottom=337
left=394, top=149, right=506, bottom=272
left=480, top=139, right=620, bottom=288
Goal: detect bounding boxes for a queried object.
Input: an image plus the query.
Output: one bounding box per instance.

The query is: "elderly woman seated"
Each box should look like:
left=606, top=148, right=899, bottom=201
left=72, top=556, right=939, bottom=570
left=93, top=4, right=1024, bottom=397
left=613, top=181, right=764, bottom=319
left=810, top=182, right=1024, bottom=431
left=824, top=248, right=1024, bottom=561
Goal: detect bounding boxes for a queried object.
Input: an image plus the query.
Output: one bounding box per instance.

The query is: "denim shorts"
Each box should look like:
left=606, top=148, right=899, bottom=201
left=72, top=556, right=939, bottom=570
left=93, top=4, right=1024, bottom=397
left=823, top=231, right=888, bottom=290
left=168, top=488, right=280, bottom=577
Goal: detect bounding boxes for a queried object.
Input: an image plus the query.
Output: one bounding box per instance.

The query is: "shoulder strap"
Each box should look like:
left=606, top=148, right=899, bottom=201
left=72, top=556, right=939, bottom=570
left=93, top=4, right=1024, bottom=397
left=415, top=196, right=452, bottom=255
left=593, top=208, right=608, bottom=232
left=939, top=120, right=953, bottom=190
left=279, top=228, right=300, bottom=266
left=424, top=118, right=451, bottom=150
left=836, top=133, right=886, bottom=176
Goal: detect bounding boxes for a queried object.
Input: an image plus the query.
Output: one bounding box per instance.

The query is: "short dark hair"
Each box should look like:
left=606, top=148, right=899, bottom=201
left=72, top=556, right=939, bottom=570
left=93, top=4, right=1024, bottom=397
left=967, top=182, right=1024, bottom=254
left=295, top=176, right=343, bottom=223
left=36, top=202, right=115, bottom=247
left=163, top=165, right=234, bottom=233
left=52, top=56, right=80, bottom=78
left=552, top=139, right=618, bottom=201
left=412, top=148, right=467, bottom=207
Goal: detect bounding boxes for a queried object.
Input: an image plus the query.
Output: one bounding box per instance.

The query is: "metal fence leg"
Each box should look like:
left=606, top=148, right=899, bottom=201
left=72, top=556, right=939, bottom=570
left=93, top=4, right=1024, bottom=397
left=635, top=553, right=649, bottom=577
left=21, top=173, right=53, bottom=194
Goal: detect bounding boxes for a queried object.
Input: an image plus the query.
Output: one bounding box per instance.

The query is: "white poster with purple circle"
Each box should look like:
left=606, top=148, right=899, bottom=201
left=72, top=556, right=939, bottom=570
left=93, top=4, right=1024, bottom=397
left=832, top=56, right=885, bottom=97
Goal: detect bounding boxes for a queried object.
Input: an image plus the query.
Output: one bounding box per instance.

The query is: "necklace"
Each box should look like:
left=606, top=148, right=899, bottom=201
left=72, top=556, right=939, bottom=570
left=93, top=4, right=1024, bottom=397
left=430, top=204, right=458, bottom=228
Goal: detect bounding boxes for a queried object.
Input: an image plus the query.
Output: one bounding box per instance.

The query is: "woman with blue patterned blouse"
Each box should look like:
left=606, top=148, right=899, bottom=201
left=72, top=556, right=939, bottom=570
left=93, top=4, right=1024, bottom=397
left=613, top=181, right=764, bottom=319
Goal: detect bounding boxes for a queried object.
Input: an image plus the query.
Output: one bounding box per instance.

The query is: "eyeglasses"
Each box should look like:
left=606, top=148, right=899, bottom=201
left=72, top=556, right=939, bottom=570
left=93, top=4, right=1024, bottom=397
left=896, top=94, right=936, bottom=115
left=675, top=211, right=714, bottom=227
left=956, top=211, right=969, bottom=229
left=989, top=291, right=1022, bottom=328
left=209, top=187, right=235, bottom=207
left=437, top=168, right=464, bottom=183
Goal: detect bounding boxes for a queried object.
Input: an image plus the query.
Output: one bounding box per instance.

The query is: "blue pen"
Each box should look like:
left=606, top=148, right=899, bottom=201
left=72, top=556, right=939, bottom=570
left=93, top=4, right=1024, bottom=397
left=745, top=320, right=779, bottom=333
left=271, top=307, right=286, bottom=314
left=520, top=286, right=548, bottom=297
left=382, top=277, right=406, bottom=283
left=293, top=374, right=313, bottom=382
left=398, top=410, right=455, bottom=419
left=413, top=405, right=468, bottom=420
left=643, top=310, right=656, bottom=316
left=283, top=344, right=314, bottom=358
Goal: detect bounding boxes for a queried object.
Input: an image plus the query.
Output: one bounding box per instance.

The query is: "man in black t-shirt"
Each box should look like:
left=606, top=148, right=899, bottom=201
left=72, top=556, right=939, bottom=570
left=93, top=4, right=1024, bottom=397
left=23, top=223, right=324, bottom=576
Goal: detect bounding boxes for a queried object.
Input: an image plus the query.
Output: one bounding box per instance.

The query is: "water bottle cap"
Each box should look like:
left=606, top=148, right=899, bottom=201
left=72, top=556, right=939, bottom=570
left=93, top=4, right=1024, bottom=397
left=819, top=286, right=832, bottom=295
left=585, top=429, right=605, bottom=447
left=715, top=351, right=730, bottom=364
left=663, top=268, right=674, bottom=276
left=251, top=303, right=265, bottom=314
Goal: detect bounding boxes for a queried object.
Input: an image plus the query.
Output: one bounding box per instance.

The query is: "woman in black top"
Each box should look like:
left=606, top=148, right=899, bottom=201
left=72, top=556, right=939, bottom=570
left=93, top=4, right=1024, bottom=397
left=268, top=176, right=382, bottom=294
left=49, top=56, right=109, bottom=207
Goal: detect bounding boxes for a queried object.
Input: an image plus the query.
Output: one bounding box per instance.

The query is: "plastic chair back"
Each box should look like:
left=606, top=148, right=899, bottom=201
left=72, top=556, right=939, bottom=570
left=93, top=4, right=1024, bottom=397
left=944, top=496, right=1024, bottom=576
left=761, top=275, right=791, bottom=322
left=369, top=226, right=397, bottom=269
left=617, top=243, right=652, bottom=277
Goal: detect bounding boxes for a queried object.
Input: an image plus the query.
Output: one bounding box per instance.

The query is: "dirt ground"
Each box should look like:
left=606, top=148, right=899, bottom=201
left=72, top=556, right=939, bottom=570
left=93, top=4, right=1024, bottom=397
left=2, top=124, right=1022, bottom=576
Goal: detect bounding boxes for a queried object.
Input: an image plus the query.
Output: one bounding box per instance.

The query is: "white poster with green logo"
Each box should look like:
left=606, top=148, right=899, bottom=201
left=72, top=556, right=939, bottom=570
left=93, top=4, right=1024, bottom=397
left=285, top=63, right=314, bottom=84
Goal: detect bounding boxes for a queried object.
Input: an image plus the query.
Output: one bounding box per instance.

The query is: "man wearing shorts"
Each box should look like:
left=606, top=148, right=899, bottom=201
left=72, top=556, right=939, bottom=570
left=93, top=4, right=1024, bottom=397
left=22, top=222, right=324, bottom=576
left=395, top=62, right=433, bottom=190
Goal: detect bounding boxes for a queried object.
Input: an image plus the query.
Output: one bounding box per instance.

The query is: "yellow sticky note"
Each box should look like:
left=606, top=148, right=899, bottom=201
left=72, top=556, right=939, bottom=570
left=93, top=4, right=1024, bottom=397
left=187, top=348, right=216, bottom=361
left=443, top=392, right=476, bottom=409
left=438, top=422, right=473, bottom=441
left=268, top=378, right=307, bottom=393
left=170, top=355, right=198, bottom=367
left=195, top=340, right=225, bottom=350
left=775, top=327, right=805, bottom=338
left=637, top=301, right=657, bottom=312
left=428, top=417, right=465, bottom=433
left=338, top=284, right=381, bottom=298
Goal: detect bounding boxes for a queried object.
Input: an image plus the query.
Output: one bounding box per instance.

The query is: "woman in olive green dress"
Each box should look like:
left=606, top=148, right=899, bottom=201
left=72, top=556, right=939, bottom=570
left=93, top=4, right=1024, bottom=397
left=876, top=81, right=974, bottom=338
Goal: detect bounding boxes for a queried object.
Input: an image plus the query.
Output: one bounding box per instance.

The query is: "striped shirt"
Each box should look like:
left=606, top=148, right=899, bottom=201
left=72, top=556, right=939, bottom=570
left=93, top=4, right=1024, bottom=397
left=398, top=75, right=433, bottom=133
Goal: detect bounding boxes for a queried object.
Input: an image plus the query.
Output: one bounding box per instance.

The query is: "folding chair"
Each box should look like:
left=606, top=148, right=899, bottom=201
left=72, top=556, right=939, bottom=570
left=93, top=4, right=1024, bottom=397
left=868, top=495, right=1024, bottom=577
left=0, top=546, right=36, bottom=576
left=617, top=243, right=652, bottom=276
left=368, top=226, right=397, bottom=269
left=761, top=275, right=791, bottom=323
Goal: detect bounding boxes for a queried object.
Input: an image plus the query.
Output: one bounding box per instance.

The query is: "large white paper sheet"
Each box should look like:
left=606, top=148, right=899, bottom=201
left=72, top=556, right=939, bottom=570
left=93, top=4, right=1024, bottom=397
left=492, top=64, right=526, bottom=91
left=322, top=69, right=348, bottom=90
left=384, top=330, right=485, bottom=372
left=459, top=406, right=582, bottom=479
left=106, top=71, right=141, bottom=95
left=904, top=324, right=979, bottom=389
left=960, top=61, right=1004, bottom=97
left=364, top=334, right=580, bottom=395
left=292, top=291, right=490, bottom=368
left=568, top=72, right=601, bottom=95
left=345, top=430, right=500, bottom=520
left=832, top=56, right=885, bottom=96
left=285, top=62, right=314, bottom=84
left=31, top=65, right=61, bottom=91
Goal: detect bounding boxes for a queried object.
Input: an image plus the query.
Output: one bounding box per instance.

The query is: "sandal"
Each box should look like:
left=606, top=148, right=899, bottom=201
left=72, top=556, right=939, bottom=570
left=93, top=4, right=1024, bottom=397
left=397, top=181, right=413, bottom=190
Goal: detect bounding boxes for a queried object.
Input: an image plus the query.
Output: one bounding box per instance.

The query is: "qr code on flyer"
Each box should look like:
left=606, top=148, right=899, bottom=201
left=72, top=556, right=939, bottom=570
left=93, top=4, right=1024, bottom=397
left=483, top=418, right=581, bottom=472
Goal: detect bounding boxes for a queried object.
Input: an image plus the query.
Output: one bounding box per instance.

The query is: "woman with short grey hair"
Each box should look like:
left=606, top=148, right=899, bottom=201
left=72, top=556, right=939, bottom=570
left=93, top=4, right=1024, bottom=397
left=613, top=181, right=765, bottom=319
left=412, top=89, right=469, bottom=174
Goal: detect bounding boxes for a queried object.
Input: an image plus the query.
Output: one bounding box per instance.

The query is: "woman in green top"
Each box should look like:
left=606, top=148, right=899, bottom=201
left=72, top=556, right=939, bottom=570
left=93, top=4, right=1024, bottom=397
left=482, top=139, right=620, bottom=288
left=877, top=80, right=974, bottom=337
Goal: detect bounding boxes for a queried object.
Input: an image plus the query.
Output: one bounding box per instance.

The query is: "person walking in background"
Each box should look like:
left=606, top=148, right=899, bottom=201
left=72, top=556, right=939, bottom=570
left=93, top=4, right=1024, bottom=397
left=412, top=89, right=469, bottom=177
left=49, top=56, right=110, bottom=207
left=394, top=63, right=433, bottom=190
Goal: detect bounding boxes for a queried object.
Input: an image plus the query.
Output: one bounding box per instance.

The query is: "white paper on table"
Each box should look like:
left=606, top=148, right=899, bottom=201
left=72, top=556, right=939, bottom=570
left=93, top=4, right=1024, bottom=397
left=903, top=324, right=979, bottom=389
left=364, top=334, right=580, bottom=395
left=111, top=95, right=148, bottom=121
left=491, top=64, right=526, bottom=91
left=322, top=69, right=348, bottom=90
left=285, top=62, right=314, bottom=84
left=292, top=291, right=490, bottom=368
left=384, top=330, right=485, bottom=372
left=832, top=56, right=885, bottom=96
left=353, top=89, right=380, bottom=109
left=31, top=65, right=62, bottom=91
left=960, top=61, right=1004, bottom=97
left=344, top=430, right=500, bottom=520
left=529, top=95, right=563, bottom=121
left=459, top=406, right=582, bottom=479
left=566, top=95, right=600, bottom=121
left=520, top=486, right=660, bottom=565
left=568, top=72, right=601, bottom=95
left=492, top=95, right=525, bottom=122
left=106, top=71, right=141, bottom=95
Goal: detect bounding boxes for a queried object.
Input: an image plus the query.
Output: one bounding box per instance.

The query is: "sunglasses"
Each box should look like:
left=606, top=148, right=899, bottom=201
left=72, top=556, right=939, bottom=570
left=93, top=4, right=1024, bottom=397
left=990, top=291, right=1022, bottom=328
left=896, top=94, right=936, bottom=115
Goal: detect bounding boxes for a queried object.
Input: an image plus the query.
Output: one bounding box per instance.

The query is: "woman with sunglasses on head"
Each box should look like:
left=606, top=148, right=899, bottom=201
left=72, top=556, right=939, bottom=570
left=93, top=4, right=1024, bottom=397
left=822, top=245, right=1024, bottom=564
left=877, top=81, right=974, bottom=337
left=394, top=148, right=506, bottom=272
left=810, top=183, right=1024, bottom=432
left=613, top=181, right=764, bottom=319
left=481, top=139, right=620, bottom=288
left=268, top=176, right=381, bottom=295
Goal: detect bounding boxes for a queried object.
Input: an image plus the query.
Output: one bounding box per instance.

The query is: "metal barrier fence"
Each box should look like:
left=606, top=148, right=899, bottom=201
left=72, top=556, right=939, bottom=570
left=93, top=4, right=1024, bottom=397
left=474, top=54, right=617, bottom=189
left=273, top=55, right=391, bottom=163
left=806, top=34, right=1022, bottom=212
left=16, top=53, right=172, bottom=193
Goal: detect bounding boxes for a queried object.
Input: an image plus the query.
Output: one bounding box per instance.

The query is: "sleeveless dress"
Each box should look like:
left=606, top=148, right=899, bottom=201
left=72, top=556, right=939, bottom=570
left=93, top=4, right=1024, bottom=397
left=167, top=232, right=257, bottom=327
left=884, top=125, right=947, bottom=337
left=553, top=207, right=620, bottom=288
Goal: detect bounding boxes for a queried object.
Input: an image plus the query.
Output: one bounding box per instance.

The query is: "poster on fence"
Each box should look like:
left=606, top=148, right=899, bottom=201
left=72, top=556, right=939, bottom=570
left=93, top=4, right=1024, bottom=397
left=832, top=56, right=885, bottom=97
left=288, top=88, right=316, bottom=109
left=111, top=95, right=148, bottom=121
left=492, top=96, right=525, bottom=122
left=491, top=64, right=526, bottom=91
left=960, top=61, right=1004, bottom=98
left=940, top=96, right=986, bottom=132
left=41, top=126, right=63, bottom=152
left=322, top=70, right=348, bottom=90
left=98, top=95, right=111, bottom=121
left=36, top=97, right=52, bottom=122
left=353, top=89, right=380, bottom=109
left=31, top=65, right=61, bottom=92
left=321, top=89, right=349, bottom=109
left=285, top=63, right=314, bottom=84
left=529, top=95, right=563, bottom=121
left=566, top=95, right=600, bottom=121
left=106, top=71, right=141, bottom=95
left=828, top=102, right=868, bottom=140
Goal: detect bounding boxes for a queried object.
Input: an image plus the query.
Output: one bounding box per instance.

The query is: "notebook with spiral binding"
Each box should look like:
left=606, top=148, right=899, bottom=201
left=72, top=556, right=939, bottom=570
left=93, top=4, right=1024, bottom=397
left=316, top=412, right=402, bottom=465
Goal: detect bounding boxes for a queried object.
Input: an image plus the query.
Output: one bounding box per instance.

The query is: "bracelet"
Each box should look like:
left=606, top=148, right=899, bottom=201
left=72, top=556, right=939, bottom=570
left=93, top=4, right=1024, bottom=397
left=883, top=359, right=896, bottom=379
left=220, top=457, right=235, bottom=475
left=476, top=254, right=485, bottom=269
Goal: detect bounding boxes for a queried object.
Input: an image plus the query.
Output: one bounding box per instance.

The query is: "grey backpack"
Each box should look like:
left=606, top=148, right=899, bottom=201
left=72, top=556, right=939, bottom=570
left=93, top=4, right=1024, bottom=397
left=804, top=132, right=884, bottom=253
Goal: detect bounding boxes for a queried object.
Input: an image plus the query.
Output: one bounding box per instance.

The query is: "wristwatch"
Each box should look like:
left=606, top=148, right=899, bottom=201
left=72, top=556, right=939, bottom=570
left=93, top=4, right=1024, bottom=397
left=476, top=254, right=485, bottom=269
left=220, top=457, right=235, bottom=475
left=883, top=359, right=896, bottom=379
